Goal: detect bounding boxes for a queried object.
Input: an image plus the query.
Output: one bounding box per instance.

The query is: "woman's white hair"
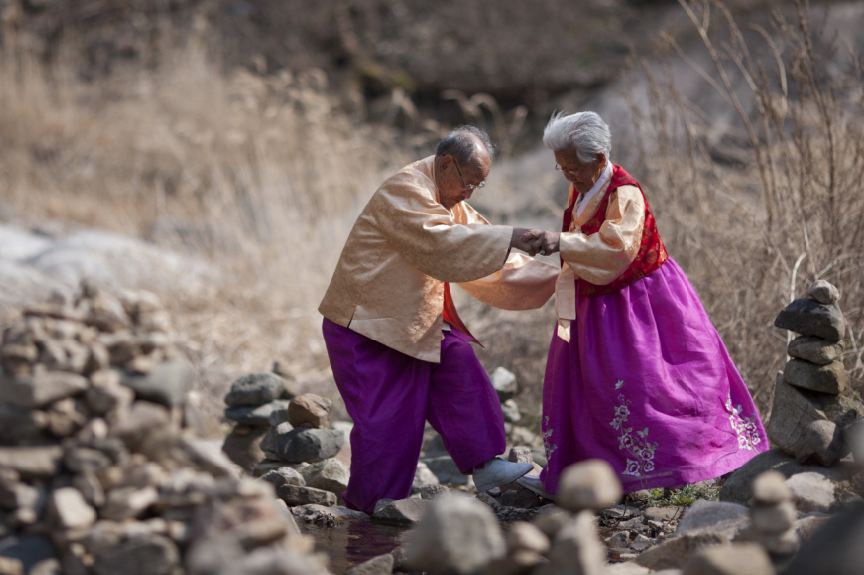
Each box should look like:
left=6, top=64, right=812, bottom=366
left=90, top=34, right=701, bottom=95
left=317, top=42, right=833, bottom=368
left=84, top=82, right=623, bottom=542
left=543, top=111, right=612, bottom=163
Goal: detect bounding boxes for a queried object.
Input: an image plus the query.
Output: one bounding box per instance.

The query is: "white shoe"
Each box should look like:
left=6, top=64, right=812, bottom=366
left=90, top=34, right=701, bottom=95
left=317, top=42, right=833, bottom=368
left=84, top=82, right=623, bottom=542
left=472, top=458, right=533, bottom=492
left=517, top=474, right=553, bottom=500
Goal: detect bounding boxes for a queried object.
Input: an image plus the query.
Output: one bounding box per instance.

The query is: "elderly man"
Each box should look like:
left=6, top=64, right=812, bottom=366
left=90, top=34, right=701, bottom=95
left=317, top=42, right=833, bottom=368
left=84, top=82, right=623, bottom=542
left=319, top=126, right=558, bottom=513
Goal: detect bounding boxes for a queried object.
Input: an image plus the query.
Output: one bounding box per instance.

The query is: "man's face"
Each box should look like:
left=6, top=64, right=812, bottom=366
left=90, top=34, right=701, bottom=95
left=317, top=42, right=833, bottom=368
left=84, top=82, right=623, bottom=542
left=439, top=151, right=490, bottom=209
left=554, top=149, right=605, bottom=194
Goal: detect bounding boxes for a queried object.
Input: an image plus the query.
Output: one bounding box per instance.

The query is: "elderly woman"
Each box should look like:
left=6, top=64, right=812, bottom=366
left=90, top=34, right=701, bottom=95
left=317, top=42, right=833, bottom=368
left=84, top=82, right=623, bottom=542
left=521, top=111, right=768, bottom=497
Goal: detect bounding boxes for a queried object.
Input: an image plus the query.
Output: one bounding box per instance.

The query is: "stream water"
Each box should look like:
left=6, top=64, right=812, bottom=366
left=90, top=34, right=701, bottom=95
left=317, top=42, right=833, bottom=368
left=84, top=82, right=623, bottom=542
left=302, top=518, right=407, bottom=574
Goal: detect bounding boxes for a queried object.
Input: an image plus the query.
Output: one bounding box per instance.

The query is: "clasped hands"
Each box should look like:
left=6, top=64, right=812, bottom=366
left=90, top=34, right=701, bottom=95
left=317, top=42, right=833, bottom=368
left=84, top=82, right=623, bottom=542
left=510, top=228, right=560, bottom=257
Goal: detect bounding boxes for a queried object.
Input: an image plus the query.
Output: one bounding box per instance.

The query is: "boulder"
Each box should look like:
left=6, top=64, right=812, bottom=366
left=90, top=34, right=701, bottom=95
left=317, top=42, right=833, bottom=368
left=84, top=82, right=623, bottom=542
left=556, top=459, right=621, bottom=512
left=404, top=493, right=505, bottom=574
left=787, top=336, right=843, bottom=365
left=260, top=467, right=306, bottom=489
left=774, top=298, right=846, bottom=342
left=373, top=498, right=428, bottom=525
left=224, top=373, right=289, bottom=407
left=675, top=499, right=749, bottom=540
left=783, top=359, right=848, bottom=395
left=719, top=449, right=857, bottom=508
left=261, top=427, right=344, bottom=464
left=786, top=472, right=837, bottom=512
left=287, top=393, right=332, bottom=428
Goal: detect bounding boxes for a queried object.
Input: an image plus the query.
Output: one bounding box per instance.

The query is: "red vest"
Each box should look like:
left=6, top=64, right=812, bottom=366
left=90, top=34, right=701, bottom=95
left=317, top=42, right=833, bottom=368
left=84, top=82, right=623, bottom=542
left=565, top=165, right=668, bottom=297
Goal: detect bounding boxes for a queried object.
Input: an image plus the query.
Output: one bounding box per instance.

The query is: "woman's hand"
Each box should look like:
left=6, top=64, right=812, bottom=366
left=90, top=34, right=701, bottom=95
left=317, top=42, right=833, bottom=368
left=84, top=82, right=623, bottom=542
left=538, top=231, right=561, bottom=256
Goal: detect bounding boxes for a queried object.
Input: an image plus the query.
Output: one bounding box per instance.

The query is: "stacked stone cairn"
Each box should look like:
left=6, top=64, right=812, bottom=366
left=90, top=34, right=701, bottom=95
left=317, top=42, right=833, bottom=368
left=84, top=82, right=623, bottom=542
left=769, top=279, right=861, bottom=466
left=0, top=285, right=332, bottom=574
left=747, top=471, right=800, bottom=561
left=221, top=377, right=349, bottom=511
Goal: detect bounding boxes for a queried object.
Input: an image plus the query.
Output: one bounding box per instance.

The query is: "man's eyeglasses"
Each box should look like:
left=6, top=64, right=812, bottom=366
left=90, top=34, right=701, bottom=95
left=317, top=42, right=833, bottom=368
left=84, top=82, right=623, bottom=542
left=454, top=160, right=486, bottom=192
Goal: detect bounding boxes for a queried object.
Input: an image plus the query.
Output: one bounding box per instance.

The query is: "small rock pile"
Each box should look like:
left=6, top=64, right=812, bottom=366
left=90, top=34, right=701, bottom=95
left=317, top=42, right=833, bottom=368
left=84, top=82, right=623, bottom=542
left=221, top=371, right=297, bottom=472
left=747, top=471, right=800, bottom=560
left=768, top=279, right=860, bottom=466
left=221, top=378, right=349, bottom=512
left=0, top=285, right=330, bottom=574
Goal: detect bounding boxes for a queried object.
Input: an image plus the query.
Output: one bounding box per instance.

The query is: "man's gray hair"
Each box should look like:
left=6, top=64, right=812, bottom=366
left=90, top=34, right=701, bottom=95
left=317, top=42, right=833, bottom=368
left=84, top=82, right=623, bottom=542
left=436, top=125, right=496, bottom=164
left=543, top=111, right=612, bottom=163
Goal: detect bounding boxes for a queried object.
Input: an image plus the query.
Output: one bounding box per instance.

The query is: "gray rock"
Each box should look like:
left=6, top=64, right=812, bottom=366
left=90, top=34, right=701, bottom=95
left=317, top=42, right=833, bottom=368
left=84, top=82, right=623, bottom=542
left=774, top=298, right=846, bottom=342
left=347, top=553, right=394, bottom=575
left=766, top=376, right=860, bottom=462
left=682, top=543, right=773, bottom=575
left=121, top=359, right=194, bottom=407
left=412, top=462, right=440, bottom=492
left=507, top=521, right=550, bottom=555
left=277, top=484, right=337, bottom=507
left=507, top=446, right=534, bottom=464
left=556, top=459, right=621, bottom=512
left=783, top=359, right=848, bottom=395
left=260, top=467, right=306, bottom=489
left=287, top=393, right=332, bottom=428
left=49, top=487, right=95, bottom=530
left=533, top=506, right=570, bottom=539
left=302, top=459, right=349, bottom=496
left=92, top=534, right=179, bottom=575
left=750, top=501, right=796, bottom=535
left=806, top=280, right=840, bottom=305
left=491, top=367, right=518, bottom=400
left=786, top=503, right=864, bottom=575
left=636, top=532, right=727, bottom=571
left=751, top=470, right=792, bottom=505
left=423, top=456, right=470, bottom=486
left=786, top=472, right=836, bottom=512
left=0, top=557, right=23, bottom=575
left=224, top=373, right=289, bottom=407
left=111, top=401, right=171, bottom=448
left=0, top=369, right=88, bottom=408
left=0, top=446, right=63, bottom=477
left=501, top=399, right=522, bottom=423
left=225, top=400, right=291, bottom=427
left=676, top=500, right=749, bottom=540
left=720, top=448, right=858, bottom=506
left=404, top=493, right=505, bottom=575
left=101, top=486, right=158, bottom=520
left=262, top=427, right=344, bottom=464
left=373, top=498, right=427, bottom=525
left=536, top=511, right=606, bottom=575
left=644, top=506, right=683, bottom=522
left=86, top=370, right=134, bottom=415
left=788, top=336, right=843, bottom=365
left=221, top=426, right=267, bottom=473
left=797, top=419, right=849, bottom=466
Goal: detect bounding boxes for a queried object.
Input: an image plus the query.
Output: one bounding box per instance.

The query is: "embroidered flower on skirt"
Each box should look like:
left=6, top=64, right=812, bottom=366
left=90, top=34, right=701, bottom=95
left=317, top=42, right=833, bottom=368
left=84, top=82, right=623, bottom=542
left=542, top=415, right=558, bottom=459
left=725, top=393, right=762, bottom=451
left=611, top=380, right=658, bottom=477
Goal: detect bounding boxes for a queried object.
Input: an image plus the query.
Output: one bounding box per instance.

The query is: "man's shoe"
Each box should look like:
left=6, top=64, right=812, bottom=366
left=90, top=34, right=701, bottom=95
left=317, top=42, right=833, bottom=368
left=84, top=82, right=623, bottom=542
left=516, top=474, right=553, bottom=500
left=473, top=458, right=533, bottom=492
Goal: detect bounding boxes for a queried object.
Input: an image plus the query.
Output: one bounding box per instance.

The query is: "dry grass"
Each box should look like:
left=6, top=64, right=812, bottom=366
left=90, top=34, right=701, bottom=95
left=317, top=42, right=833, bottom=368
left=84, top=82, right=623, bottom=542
left=0, top=34, right=411, bottom=426
left=628, top=0, right=864, bottom=410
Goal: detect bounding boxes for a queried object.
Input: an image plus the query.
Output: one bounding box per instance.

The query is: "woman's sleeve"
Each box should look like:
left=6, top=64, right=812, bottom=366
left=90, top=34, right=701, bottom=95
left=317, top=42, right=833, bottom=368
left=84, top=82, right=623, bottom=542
left=558, top=185, right=645, bottom=285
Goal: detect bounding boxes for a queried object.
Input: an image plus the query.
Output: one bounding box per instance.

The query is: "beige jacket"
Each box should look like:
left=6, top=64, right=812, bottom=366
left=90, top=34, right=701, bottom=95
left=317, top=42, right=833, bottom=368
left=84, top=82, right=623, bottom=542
left=319, top=156, right=559, bottom=362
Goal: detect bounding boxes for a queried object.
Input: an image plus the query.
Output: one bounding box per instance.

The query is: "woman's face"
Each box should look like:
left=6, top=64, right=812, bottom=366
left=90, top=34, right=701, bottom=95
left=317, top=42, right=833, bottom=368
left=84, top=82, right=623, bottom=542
left=554, top=149, right=606, bottom=194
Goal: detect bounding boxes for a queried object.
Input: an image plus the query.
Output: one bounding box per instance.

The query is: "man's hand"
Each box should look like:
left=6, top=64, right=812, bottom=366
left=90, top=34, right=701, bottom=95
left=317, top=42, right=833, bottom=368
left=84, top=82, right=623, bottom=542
left=537, top=231, right=561, bottom=256
left=510, top=228, right=544, bottom=256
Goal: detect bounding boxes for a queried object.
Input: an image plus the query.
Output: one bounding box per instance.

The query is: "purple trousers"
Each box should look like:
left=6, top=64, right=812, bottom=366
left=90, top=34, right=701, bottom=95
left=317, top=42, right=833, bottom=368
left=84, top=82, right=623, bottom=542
left=322, top=318, right=506, bottom=513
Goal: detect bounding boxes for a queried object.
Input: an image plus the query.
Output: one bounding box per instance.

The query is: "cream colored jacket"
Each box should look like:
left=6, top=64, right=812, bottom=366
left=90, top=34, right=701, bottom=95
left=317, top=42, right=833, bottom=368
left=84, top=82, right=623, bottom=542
left=319, top=156, right=559, bottom=362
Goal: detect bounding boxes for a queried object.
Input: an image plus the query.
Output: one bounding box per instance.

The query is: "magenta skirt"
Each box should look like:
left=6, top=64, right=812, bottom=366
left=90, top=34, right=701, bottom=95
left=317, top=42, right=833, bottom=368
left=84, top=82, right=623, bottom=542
left=540, top=258, right=769, bottom=494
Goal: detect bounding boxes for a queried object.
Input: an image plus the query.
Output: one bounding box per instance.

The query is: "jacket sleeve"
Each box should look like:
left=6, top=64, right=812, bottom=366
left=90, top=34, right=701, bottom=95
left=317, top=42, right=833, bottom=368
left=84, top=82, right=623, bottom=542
left=455, top=202, right=558, bottom=309
left=559, top=185, right=645, bottom=285
left=371, top=172, right=513, bottom=283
